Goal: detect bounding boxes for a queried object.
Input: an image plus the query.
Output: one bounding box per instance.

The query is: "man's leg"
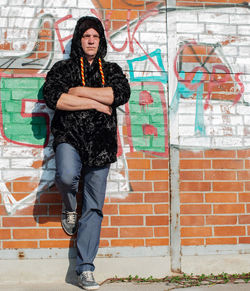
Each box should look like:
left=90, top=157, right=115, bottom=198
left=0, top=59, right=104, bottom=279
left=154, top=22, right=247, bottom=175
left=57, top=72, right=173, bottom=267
left=55, top=143, right=82, bottom=235
left=76, top=164, right=110, bottom=274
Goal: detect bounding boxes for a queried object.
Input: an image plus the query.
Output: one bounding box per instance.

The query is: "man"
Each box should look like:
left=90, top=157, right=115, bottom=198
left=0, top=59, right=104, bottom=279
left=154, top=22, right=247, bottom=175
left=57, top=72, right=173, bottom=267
left=43, top=16, right=130, bottom=290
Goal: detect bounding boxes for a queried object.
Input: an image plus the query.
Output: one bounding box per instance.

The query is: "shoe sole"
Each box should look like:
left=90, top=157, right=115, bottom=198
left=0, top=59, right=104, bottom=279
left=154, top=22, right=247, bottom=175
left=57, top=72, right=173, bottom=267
left=78, top=282, right=100, bottom=290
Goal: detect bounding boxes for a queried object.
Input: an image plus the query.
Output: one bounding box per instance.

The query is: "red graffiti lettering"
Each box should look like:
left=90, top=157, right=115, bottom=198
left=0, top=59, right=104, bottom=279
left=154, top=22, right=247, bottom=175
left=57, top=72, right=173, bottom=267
left=142, top=124, right=158, bottom=137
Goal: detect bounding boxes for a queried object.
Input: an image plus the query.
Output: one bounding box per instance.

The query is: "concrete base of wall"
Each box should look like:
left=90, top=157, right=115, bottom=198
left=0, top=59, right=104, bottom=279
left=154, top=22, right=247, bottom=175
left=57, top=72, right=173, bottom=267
left=0, top=254, right=249, bottom=284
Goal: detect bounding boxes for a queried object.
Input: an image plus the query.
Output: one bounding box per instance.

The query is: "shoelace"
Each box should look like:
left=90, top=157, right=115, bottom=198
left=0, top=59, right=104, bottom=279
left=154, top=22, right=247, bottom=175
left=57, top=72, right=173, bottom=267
left=66, top=211, right=77, bottom=224
left=81, top=271, right=95, bottom=282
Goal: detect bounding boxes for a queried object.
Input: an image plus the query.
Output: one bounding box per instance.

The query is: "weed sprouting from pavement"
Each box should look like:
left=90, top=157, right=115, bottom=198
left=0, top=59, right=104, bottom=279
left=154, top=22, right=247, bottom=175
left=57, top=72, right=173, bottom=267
left=100, top=272, right=250, bottom=288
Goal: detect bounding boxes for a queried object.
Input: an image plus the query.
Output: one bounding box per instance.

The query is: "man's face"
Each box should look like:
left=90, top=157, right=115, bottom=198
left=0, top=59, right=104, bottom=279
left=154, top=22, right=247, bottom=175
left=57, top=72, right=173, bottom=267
left=81, top=28, right=100, bottom=62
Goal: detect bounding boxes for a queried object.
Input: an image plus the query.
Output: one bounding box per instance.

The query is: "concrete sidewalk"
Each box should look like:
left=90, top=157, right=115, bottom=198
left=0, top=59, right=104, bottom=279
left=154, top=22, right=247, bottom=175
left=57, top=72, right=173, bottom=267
left=0, top=282, right=249, bottom=290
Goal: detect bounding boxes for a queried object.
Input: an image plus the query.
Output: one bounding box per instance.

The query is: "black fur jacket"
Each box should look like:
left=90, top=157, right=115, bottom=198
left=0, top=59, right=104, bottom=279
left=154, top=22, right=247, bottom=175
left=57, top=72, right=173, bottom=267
left=43, top=16, right=130, bottom=167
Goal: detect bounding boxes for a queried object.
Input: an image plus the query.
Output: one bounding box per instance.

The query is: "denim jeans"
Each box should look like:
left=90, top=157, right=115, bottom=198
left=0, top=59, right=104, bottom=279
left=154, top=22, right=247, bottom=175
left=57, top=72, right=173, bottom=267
left=55, top=143, right=110, bottom=274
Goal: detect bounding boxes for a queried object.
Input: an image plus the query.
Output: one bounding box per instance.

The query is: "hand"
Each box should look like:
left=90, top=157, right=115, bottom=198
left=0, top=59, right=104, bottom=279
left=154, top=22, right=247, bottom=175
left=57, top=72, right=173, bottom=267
left=96, top=103, right=112, bottom=115
left=68, top=87, right=80, bottom=96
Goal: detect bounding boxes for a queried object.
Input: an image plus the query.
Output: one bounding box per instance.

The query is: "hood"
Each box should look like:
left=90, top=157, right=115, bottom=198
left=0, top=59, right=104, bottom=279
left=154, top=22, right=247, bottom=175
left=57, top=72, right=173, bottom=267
left=70, top=16, right=107, bottom=62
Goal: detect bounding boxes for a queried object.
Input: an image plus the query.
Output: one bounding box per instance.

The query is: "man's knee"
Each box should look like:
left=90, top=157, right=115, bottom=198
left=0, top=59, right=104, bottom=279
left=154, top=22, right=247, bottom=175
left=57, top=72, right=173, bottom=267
left=55, top=170, right=80, bottom=190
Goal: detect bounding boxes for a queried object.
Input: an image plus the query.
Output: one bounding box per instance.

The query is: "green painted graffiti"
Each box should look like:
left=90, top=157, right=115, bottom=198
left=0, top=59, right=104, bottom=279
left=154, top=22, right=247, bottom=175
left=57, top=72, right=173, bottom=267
left=0, top=77, right=49, bottom=147
left=126, top=83, right=168, bottom=156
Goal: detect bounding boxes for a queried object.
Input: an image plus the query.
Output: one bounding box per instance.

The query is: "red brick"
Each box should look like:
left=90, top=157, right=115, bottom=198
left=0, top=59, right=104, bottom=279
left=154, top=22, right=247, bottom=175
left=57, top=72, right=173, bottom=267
left=0, top=229, right=11, bottom=239
left=127, top=159, right=150, bottom=169
left=111, top=239, right=144, bottom=247
left=212, top=160, right=243, bottom=169
left=246, top=182, right=250, bottom=192
left=119, top=204, right=152, bottom=215
left=100, top=227, right=118, bottom=238
left=205, top=170, right=236, bottom=180
left=128, top=170, right=144, bottom=180
left=206, top=215, right=237, bottom=225
left=152, top=159, right=169, bottom=169
left=0, top=205, right=7, bottom=215
left=180, top=151, right=203, bottom=158
left=145, top=170, right=169, bottom=181
left=154, top=181, right=168, bottom=191
left=155, top=227, right=169, bottom=237
left=238, top=171, right=250, bottom=180
left=110, top=193, right=143, bottom=203
left=239, top=237, right=250, bottom=244
left=106, top=9, right=138, bottom=20
left=126, top=152, right=144, bottom=158
left=3, top=217, right=36, bottom=227
left=103, top=204, right=118, bottom=215
left=102, top=216, right=109, bottom=226
left=239, top=193, right=250, bottom=202
left=48, top=205, right=61, bottom=215
left=181, top=238, right=204, bottom=246
left=213, top=182, right=243, bottom=192
left=15, top=205, right=48, bottom=216
left=247, top=205, right=250, bottom=213
left=49, top=228, right=75, bottom=239
left=131, top=181, right=153, bottom=191
left=111, top=216, right=143, bottom=226
left=214, top=226, right=245, bottom=236
left=239, top=215, right=250, bottom=224
left=40, top=240, right=73, bottom=248
left=205, top=193, right=237, bottom=203
left=180, top=160, right=211, bottom=169
left=146, top=238, right=169, bottom=246
left=206, top=237, right=237, bottom=245
left=180, top=193, right=203, bottom=203
left=39, top=217, right=61, bottom=227
left=181, top=227, right=212, bottom=237
left=180, top=216, right=204, bottom=226
left=180, top=171, right=203, bottom=180
left=120, top=227, right=153, bottom=238
left=205, top=150, right=236, bottom=158
left=180, top=182, right=211, bottom=192
left=181, top=204, right=211, bottom=214
left=154, top=204, right=168, bottom=214
left=99, top=240, right=109, bottom=247
left=214, top=204, right=245, bottom=214
left=13, top=229, right=47, bottom=239
left=145, top=192, right=168, bottom=203
left=237, top=149, right=250, bottom=158
left=39, top=193, right=61, bottom=203
left=3, top=241, right=38, bottom=249
left=245, top=160, right=250, bottom=169
left=146, top=215, right=169, bottom=226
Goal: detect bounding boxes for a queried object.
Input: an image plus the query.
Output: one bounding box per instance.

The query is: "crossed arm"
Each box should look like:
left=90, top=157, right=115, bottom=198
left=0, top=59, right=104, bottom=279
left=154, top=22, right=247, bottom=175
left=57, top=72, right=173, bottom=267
left=56, top=86, right=114, bottom=115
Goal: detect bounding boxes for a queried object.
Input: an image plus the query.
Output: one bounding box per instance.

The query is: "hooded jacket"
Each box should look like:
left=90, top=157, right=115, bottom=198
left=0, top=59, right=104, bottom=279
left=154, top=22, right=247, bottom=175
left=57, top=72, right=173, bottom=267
left=43, top=16, right=130, bottom=166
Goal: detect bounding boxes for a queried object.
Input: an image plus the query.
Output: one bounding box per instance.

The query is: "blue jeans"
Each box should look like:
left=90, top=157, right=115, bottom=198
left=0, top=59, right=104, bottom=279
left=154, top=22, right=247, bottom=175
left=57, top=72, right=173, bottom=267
left=55, top=143, right=110, bottom=274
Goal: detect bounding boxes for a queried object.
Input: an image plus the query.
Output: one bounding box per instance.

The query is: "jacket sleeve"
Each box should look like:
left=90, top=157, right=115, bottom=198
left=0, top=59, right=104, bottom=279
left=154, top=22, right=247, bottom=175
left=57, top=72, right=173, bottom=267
left=43, top=61, right=71, bottom=110
left=106, top=63, right=131, bottom=108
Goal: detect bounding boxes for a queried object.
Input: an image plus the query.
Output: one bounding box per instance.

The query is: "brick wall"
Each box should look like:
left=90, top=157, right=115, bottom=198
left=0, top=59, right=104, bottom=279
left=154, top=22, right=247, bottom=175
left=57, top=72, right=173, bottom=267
left=0, top=0, right=249, bottom=269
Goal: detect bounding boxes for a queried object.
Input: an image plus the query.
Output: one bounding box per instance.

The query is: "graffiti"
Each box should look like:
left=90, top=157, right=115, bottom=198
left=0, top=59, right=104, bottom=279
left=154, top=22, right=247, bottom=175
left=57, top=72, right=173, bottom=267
left=0, top=75, right=51, bottom=147
left=126, top=82, right=168, bottom=156
left=0, top=14, right=55, bottom=73
left=127, top=49, right=167, bottom=83
left=170, top=40, right=246, bottom=139
left=0, top=4, right=250, bottom=214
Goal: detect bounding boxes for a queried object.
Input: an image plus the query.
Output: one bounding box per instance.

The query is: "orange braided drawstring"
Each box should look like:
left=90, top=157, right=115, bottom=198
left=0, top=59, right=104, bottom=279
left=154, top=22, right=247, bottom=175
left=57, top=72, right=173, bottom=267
left=80, top=57, right=85, bottom=86
left=98, top=58, right=105, bottom=86
left=80, top=57, right=105, bottom=87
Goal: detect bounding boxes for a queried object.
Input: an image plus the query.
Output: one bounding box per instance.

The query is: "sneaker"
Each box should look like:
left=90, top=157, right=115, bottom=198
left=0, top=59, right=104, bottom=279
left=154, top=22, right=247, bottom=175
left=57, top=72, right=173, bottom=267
left=78, top=271, right=100, bottom=290
left=61, top=211, right=78, bottom=236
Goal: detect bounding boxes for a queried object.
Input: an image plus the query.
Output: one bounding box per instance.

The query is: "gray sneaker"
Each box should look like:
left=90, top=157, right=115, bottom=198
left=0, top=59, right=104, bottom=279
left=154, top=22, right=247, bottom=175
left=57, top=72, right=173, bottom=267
left=78, top=271, right=100, bottom=290
left=61, top=211, right=77, bottom=236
